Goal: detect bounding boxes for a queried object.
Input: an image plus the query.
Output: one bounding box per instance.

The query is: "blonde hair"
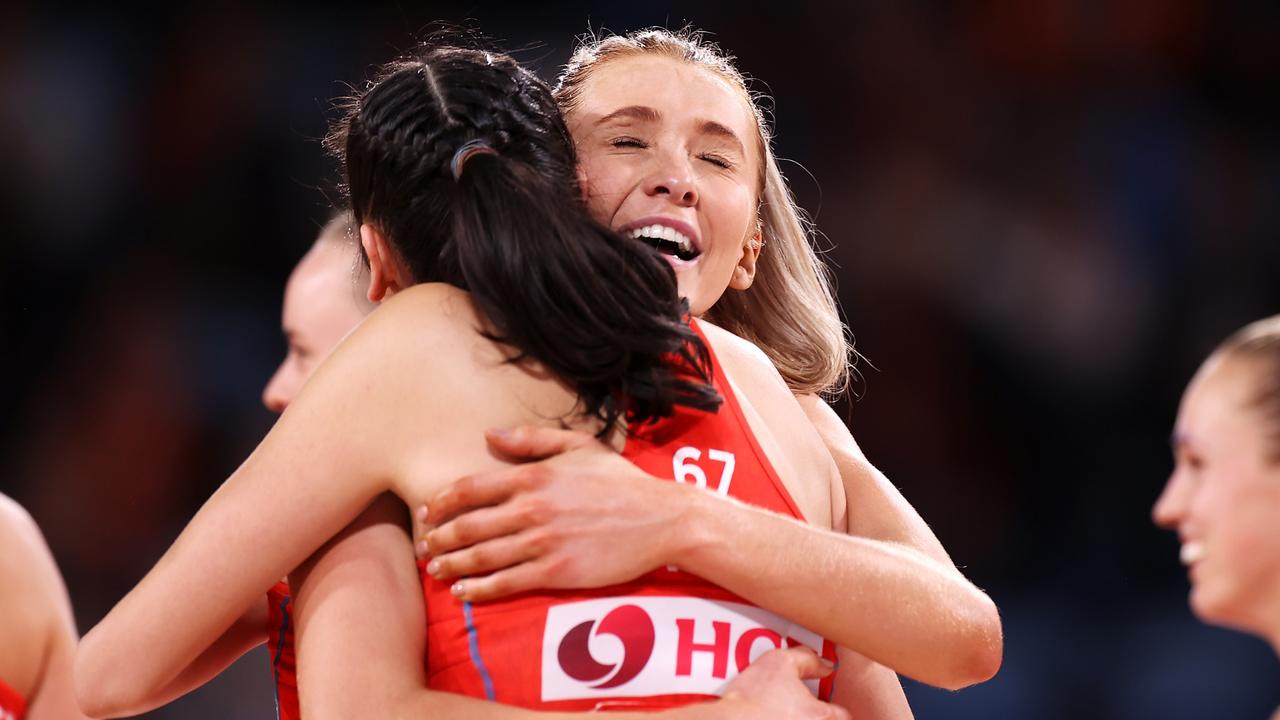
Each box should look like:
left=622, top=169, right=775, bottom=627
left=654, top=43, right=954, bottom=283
left=1216, top=314, right=1280, bottom=461
left=555, top=28, right=852, bottom=396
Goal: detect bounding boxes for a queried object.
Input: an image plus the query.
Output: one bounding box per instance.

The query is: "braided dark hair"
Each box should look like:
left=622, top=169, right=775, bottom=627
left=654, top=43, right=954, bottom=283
left=328, top=46, right=720, bottom=429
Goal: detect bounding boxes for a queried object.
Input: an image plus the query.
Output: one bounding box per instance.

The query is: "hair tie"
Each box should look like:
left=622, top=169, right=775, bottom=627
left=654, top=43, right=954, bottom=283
left=451, top=139, right=498, bottom=179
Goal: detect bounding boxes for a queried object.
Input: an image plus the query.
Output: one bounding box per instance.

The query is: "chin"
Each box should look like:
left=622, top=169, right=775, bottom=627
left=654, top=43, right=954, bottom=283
left=1189, top=582, right=1253, bottom=633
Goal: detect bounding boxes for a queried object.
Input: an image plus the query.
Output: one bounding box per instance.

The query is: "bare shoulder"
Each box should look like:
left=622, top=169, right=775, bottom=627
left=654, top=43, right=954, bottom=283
left=0, top=494, right=54, bottom=577
left=696, top=320, right=790, bottom=394
left=0, top=494, right=74, bottom=696
left=695, top=321, right=837, bottom=527
left=361, top=284, right=481, bottom=346
left=793, top=394, right=868, bottom=464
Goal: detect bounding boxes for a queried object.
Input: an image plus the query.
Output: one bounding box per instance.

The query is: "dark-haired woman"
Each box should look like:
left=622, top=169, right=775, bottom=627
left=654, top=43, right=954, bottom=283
left=74, top=46, right=858, bottom=720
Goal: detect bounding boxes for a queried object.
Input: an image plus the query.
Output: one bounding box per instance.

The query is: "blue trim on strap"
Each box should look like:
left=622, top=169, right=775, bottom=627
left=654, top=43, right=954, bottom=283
left=272, top=594, right=291, bottom=719
left=462, top=600, right=496, bottom=701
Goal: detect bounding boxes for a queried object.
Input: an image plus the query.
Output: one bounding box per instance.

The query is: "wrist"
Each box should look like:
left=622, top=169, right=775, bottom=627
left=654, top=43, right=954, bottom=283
left=660, top=483, right=729, bottom=572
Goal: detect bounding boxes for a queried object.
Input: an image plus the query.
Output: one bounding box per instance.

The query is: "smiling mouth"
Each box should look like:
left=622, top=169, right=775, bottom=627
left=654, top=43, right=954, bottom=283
left=1180, top=541, right=1205, bottom=566
left=627, top=224, right=701, bottom=262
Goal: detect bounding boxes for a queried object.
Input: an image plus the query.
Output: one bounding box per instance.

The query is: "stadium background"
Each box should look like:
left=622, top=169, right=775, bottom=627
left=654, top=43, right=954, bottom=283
left=1, top=2, right=1278, bottom=717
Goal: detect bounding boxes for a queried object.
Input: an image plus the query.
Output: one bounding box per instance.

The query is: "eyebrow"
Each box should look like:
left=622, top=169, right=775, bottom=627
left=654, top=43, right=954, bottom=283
left=596, top=105, right=746, bottom=154
left=596, top=105, right=662, bottom=125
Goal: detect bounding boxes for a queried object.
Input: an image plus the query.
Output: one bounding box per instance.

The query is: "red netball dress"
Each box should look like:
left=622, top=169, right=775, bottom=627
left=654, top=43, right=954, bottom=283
left=266, top=581, right=299, bottom=720
left=0, top=677, right=25, bottom=720
left=422, top=318, right=837, bottom=711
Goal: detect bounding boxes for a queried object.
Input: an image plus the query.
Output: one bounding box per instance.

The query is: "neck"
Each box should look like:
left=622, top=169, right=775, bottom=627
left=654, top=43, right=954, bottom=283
left=1263, top=590, right=1280, bottom=660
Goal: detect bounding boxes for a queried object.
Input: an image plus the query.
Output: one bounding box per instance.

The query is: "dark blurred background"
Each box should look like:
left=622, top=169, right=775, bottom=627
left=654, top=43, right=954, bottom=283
left=2, top=1, right=1277, bottom=717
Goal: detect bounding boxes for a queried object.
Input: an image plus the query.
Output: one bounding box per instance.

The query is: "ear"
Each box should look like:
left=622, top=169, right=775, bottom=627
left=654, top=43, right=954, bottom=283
left=576, top=163, right=591, bottom=204
left=360, top=223, right=407, bottom=302
left=728, top=230, right=761, bottom=291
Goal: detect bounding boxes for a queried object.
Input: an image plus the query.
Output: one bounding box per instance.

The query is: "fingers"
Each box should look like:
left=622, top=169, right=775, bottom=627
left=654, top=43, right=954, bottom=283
left=424, top=499, right=548, bottom=556
left=425, top=531, right=541, bottom=581
left=423, top=468, right=534, bottom=527
left=484, top=425, right=595, bottom=460
left=447, top=559, right=556, bottom=603
left=774, top=647, right=838, bottom=681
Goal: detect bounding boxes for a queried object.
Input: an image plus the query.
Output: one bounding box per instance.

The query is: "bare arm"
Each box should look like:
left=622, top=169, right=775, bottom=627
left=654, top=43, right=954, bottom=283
left=289, top=494, right=425, bottom=719
left=73, top=292, right=444, bottom=717
left=128, top=607, right=268, bottom=714
left=827, top=647, right=913, bottom=720
left=421, top=426, right=1000, bottom=690
left=798, top=393, right=1003, bottom=685
left=287, top=507, right=846, bottom=720
left=795, top=394, right=954, bottom=567
left=0, top=495, right=92, bottom=720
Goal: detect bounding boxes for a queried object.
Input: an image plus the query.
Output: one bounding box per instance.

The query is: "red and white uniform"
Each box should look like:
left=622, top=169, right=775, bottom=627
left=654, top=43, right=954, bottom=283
left=0, top=677, right=25, bottom=720
left=422, top=319, right=837, bottom=711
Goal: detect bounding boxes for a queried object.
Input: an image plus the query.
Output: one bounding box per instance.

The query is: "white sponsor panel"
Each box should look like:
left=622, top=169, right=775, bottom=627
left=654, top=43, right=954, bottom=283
left=541, top=596, right=824, bottom=702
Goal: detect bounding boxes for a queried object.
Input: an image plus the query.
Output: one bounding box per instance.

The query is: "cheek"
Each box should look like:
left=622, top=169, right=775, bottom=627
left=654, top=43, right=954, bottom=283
left=579, top=154, right=633, bottom=220
left=705, top=178, right=756, bottom=241
left=1192, top=473, right=1280, bottom=618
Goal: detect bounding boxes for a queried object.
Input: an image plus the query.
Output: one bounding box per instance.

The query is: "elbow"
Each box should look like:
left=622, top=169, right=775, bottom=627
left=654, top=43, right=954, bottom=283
left=937, top=593, right=1003, bottom=691
left=74, top=632, right=149, bottom=718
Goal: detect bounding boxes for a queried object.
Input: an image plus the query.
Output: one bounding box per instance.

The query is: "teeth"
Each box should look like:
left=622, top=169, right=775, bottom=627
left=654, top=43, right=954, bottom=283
left=627, top=224, right=695, bottom=255
left=1180, top=541, right=1205, bottom=565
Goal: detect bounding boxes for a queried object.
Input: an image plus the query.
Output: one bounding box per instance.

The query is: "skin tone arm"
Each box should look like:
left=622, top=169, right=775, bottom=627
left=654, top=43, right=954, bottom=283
left=94, top=503, right=411, bottom=714
left=286, top=490, right=898, bottom=719
left=130, top=609, right=268, bottom=714
left=420, top=409, right=1001, bottom=692
left=74, top=287, right=470, bottom=718
left=0, top=495, right=91, bottom=720
left=286, top=510, right=850, bottom=720
left=421, top=440, right=995, bottom=690
left=796, top=394, right=956, bottom=565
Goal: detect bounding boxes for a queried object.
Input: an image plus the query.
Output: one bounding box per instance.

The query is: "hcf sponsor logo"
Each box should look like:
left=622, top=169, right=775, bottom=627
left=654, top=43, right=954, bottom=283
left=541, top=596, right=825, bottom=701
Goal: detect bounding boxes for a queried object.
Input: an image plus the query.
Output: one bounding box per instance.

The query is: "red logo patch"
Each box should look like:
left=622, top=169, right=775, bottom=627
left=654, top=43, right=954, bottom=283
left=556, top=604, right=656, bottom=688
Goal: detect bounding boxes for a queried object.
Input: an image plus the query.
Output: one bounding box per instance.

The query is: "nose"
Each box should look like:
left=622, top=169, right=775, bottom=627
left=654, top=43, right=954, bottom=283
left=1152, top=467, right=1190, bottom=530
left=262, top=365, right=293, bottom=414
left=643, top=153, right=698, bottom=207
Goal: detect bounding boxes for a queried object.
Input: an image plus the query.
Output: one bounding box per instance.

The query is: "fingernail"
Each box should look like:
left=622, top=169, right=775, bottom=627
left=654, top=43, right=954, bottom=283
left=416, top=504, right=429, bottom=522
left=426, top=559, right=440, bottom=576
left=451, top=581, right=466, bottom=598
left=486, top=427, right=514, bottom=441
left=415, top=539, right=429, bottom=555
left=819, top=658, right=837, bottom=671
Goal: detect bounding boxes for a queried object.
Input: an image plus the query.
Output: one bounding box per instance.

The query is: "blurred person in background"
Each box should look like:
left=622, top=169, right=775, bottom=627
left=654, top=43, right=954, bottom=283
left=0, top=493, right=90, bottom=719
left=1154, top=314, right=1280, bottom=718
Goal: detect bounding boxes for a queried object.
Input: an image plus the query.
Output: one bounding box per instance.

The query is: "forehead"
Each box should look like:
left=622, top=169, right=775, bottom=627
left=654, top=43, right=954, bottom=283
left=1177, top=356, right=1265, bottom=446
left=574, top=55, right=758, bottom=142
left=282, top=245, right=357, bottom=331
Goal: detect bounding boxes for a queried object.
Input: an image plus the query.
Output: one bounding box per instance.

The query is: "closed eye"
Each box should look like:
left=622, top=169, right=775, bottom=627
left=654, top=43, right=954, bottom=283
left=610, top=137, right=647, bottom=149
left=699, top=153, right=733, bottom=169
